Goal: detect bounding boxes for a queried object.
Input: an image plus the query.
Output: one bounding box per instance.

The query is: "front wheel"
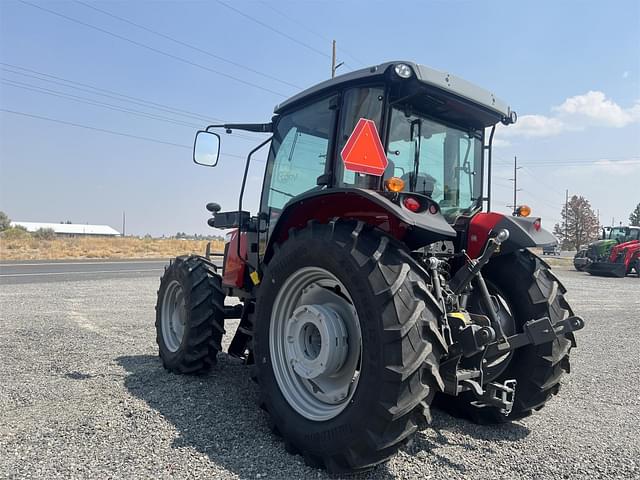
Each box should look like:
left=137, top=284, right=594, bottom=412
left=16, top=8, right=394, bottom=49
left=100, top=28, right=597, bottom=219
left=155, top=255, right=225, bottom=374
left=253, top=221, right=444, bottom=473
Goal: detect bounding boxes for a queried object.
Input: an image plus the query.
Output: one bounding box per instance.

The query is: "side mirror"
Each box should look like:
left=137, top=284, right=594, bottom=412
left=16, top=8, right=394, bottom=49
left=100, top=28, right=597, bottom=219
left=193, top=130, right=221, bottom=167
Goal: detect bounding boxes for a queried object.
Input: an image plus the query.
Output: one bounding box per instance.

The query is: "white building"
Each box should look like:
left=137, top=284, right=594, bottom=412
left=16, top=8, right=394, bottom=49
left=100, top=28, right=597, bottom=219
left=11, top=221, right=121, bottom=237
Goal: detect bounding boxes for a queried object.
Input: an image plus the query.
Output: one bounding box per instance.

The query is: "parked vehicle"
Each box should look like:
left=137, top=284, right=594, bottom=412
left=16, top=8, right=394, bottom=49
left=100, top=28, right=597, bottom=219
left=587, top=239, right=640, bottom=277
left=574, top=226, right=640, bottom=271
left=542, top=243, right=561, bottom=255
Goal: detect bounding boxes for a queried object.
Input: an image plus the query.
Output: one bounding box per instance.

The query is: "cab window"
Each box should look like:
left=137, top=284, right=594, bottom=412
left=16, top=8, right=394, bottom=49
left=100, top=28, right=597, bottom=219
left=262, top=96, right=337, bottom=214
left=335, top=87, right=385, bottom=186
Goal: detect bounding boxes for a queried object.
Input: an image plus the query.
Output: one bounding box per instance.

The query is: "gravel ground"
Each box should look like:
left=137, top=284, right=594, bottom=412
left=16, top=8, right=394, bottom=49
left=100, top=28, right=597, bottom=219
left=0, top=266, right=638, bottom=479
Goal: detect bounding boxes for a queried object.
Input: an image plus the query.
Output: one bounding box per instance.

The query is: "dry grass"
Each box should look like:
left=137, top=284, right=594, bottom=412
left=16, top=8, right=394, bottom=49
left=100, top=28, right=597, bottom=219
left=0, top=235, right=224, bottom=261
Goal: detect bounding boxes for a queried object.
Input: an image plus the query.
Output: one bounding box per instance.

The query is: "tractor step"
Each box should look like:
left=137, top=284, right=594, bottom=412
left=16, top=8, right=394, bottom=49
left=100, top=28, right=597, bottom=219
left=228, top=302, right=254, bottom=361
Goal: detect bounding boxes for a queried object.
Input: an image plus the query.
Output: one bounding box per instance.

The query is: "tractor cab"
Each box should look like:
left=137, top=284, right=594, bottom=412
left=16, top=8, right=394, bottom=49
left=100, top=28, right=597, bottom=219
left=193, top=61, right=554, bottom=293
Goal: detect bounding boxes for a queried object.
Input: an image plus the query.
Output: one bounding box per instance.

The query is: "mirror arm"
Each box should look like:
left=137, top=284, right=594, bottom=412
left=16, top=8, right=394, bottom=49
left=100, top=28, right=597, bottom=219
left=206, top=122, right=273, bottom=133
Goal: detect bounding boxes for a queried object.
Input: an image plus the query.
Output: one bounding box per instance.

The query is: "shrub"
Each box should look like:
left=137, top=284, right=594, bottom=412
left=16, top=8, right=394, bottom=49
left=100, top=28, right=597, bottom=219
left=32, top=228, right=56, bottom=240
left=0, top=211, right=10, bottom=231
left=1, top=225, right=30, bottom=240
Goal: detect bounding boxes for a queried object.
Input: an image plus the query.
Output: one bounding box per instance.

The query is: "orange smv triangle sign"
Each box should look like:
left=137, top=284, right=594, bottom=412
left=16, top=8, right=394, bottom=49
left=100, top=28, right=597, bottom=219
left=341, top=118, right=388, bottom=177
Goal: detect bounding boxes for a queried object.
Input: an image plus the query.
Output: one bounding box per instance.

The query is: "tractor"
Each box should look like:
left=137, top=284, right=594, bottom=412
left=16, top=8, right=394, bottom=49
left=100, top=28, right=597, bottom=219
left=574, top=225, right=640, bottom=271
left=155, top=61, right=584, bottom=473
left=586, top=238, right=640, bottom=277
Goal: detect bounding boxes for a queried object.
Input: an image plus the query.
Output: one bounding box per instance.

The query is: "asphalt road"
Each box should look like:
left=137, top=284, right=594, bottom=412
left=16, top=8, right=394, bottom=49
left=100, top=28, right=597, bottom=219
left=0, top=264, right=638, bottom=479
left=0, top=259, right=222, bottom=285
left=0, top=259, right=168, bottom=285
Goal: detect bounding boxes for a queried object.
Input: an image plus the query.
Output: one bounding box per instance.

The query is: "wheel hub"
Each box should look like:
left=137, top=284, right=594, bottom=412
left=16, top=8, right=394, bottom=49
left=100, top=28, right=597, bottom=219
left=160, top=280, right=186, bottom=352
left=269, top=267, right=362, bottom=421
left=285, top=304, right=348, bottom=380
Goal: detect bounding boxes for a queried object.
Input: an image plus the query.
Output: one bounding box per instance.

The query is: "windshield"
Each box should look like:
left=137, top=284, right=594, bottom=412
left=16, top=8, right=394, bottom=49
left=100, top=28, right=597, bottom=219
left=386, top=107, right=482, bottom=221
left=609, top=227, right=628, bottom=241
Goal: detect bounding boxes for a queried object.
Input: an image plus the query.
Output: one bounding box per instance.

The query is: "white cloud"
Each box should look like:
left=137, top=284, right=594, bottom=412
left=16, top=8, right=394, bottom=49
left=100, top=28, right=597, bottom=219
left=500, top=91, right=640, bottom=138
left=553, top=91, right=640, bottom=128
left=622, top=71, right=629, bottom=79
left=499, top=114, right=566, bottom=138
left=592, top=158, right=640, bottom=175
left=491, top=138, right=511, bottom=148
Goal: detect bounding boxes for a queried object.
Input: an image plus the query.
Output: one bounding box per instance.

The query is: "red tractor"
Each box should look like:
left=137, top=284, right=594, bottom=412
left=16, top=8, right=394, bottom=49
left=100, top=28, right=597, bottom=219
left=587, top=239, right=640, bottom=277
left=155, top=61, right=584, bottom=473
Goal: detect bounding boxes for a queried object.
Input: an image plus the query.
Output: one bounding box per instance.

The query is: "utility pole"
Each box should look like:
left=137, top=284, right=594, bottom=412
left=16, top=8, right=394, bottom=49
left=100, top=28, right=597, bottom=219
left=331, top=40, right=343, bottom=78
left=122, top=211, right=126, bottom=237
left=509, top=156, right=522, bottom=213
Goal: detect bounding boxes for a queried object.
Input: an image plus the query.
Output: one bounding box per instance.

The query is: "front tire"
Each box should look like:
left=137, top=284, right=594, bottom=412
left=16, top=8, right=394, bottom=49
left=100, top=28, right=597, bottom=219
left=254, top=221, right=444, bottom=473
left=438, top=250, right=575, bottom=424
left=155, top=255, right=225, bottom=374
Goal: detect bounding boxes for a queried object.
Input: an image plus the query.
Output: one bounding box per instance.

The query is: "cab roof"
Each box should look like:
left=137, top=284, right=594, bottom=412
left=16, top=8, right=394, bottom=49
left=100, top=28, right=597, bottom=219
left=274, top=61, right=514, bottom=128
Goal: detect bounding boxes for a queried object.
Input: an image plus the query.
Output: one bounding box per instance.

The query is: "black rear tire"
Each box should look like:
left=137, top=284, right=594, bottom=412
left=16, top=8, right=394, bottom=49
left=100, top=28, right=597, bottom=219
left=253, top=221, right=445, bottom=473
left=155, top=255, right=225, bottom=374
left=437, top=250, right=575, bottom=424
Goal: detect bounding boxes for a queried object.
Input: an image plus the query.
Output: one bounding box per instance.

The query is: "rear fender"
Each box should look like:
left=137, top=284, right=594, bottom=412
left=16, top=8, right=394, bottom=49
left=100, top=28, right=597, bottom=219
left=264, top=188, right=456, bottom=262
left=467, top=212, right=556, bottom=258
left=222, top=229, right=248, bottom=289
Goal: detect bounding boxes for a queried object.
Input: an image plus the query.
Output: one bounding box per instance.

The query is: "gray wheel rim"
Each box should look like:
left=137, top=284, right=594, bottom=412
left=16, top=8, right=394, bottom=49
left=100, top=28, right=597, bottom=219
left=161, top=280, right=186, bottom=352
left=269, top=267, right=362, bottom=421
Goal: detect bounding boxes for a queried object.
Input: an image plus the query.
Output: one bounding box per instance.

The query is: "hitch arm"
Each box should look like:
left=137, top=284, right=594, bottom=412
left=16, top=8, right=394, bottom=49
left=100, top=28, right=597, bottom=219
left=484, top=315, right=585, bottom=358
left=449, top=229, right=510, bottom=295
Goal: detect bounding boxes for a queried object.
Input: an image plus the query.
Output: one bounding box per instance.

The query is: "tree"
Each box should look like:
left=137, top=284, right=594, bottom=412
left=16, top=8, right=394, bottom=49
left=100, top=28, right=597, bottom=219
left=630, top=203, right=640, bottom=226
left=553, top=195, right=599, bottom=250
left=0, top=211, right=10, bottom=231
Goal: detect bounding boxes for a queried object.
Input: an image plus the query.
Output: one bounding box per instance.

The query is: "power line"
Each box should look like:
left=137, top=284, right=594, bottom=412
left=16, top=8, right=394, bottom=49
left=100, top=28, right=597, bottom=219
left=216, top=0, right=330, bottom=59
left=0, top=108, right=252, bottom=161
left=519, top=189, right=565, bottom=210
left=72, top=0, right=303, bottom=90
left=2, top=78, right=203, bottom=129
left=493, top=155, right=640, bottom=167
left=1, top=63, right=220, bottom=123
left=259, top=2, right=366, bottom=68
left=0, top=64, right=263, bottom=142
left=523, top=160, right=640, bottom=168
left=0, top=108, right=191, bottom=149
left=18, top=0, right=288, bottom=98
left=520, top=167, right=566, bottom=201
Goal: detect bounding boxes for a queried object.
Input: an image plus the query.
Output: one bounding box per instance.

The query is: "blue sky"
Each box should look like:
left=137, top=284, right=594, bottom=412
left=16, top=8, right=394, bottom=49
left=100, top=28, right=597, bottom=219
left=1, top=0, right=639, bottom=236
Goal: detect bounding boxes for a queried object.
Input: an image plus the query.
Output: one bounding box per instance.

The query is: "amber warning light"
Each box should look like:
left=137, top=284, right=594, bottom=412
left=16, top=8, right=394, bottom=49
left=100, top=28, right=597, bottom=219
left=384, top=177, right=405, bottom=192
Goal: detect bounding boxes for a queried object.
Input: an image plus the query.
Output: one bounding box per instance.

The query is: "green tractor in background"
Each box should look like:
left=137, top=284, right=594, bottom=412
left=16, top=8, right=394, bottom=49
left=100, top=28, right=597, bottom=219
left=574, top=226, right=640, bottom=271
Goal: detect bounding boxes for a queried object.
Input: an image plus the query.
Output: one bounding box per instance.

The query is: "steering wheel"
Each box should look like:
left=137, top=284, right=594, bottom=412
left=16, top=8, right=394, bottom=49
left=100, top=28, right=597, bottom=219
left=400, top=172, right=436, bottom=196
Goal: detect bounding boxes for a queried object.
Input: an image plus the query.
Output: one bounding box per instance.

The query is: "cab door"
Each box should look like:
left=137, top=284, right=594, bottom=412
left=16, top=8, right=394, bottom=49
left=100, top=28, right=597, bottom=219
left=258, top=95, right=338, bottom=254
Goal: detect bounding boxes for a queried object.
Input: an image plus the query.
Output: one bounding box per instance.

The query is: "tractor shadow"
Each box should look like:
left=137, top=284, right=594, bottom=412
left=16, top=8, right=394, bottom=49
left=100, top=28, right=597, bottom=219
left=396, top=409, right=531, bottom=476
left=117, top=354, right=313, bottom=478
left=117, top=354, right=530, bottom=479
